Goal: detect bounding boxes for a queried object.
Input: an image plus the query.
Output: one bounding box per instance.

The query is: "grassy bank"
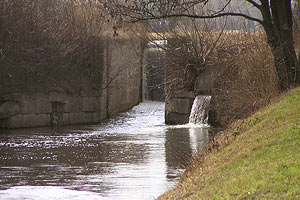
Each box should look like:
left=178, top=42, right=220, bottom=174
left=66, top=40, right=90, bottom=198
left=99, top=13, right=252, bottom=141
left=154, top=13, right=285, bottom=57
left=160, top=87, right=300, bottom=199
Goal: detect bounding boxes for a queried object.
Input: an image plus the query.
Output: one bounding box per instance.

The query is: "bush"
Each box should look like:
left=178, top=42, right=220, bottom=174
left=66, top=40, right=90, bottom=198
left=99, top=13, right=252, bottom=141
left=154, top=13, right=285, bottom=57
left=211, top=32, right=278, bottom=126
left=160, top=21, right=278, bottom=126
left=0, top=0, right=107, bottom=94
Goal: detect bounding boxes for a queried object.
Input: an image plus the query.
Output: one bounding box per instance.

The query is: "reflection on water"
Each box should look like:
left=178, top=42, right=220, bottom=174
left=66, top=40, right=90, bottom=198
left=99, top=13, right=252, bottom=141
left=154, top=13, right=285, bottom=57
left=0, top=102, right=209, bottom=200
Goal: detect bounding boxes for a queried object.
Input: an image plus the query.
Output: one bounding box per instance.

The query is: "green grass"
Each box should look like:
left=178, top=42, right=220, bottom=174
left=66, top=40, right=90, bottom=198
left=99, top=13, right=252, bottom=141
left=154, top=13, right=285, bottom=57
left=160, top=87, right=300, bottom=200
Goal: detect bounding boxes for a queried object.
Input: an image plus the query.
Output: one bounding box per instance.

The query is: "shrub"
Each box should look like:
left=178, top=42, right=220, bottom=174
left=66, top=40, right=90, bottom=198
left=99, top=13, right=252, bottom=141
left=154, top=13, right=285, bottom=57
left=0, top=0, right=107, bottom=94
left=158, top=20, right=279, bottom=126
left=211, top=32, right=278, bottom=126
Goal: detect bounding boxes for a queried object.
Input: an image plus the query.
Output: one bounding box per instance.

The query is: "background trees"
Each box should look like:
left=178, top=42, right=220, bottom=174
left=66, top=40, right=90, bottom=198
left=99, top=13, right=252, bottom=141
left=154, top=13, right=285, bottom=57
left=104, top=0, right=300, bottom=91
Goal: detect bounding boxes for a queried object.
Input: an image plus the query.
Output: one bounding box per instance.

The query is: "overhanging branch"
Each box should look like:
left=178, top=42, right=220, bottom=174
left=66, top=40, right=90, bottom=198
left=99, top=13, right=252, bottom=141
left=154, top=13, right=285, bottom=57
left=129, top=12, right=263, bottom=25
left=245, top=0, right=262, bottom=9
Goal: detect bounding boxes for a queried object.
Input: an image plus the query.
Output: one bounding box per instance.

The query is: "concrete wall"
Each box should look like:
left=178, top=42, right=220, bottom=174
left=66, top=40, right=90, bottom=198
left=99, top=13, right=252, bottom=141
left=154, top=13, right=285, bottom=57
left=0, top=39, right=143, bottom=129
left=165, top=90, right=195, bottom=124
left=194, top=65, right=218, bottom=95
left=0, top=92, right=101, bottom=128
left=103, top=39, right=143, bottom=118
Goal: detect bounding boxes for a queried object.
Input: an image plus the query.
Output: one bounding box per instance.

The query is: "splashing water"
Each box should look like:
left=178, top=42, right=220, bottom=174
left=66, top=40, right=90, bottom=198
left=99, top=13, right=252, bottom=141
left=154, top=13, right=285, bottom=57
left=189, top=95, right=211, bottom=125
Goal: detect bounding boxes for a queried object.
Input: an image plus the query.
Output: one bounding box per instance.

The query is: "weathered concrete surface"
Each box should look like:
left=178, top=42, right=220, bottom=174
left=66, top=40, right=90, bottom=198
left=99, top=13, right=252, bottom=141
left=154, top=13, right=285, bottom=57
left=5, top=114, right=50, bottom=128
left=165, top=90, right=194, bottom=124
left=194, top=66, right=217, bottom=95
left=64, top=96, right=82, bottom=113
left=171, top=90, right=195, bottom=99
left=49, top=92, right=68, bottom=102
left=82, top=97, right=99, bottom=112
left=92, top=112, right=101, bottom=123
left=169, top=98, right=194, bottom=114
left=104, top=39, right=142, bottom=118
left=0, top=101, right=20, bottom=120
left=21, top=100, right=36, bottom=114
left=0, top=92, right=103, bottom=128
left=165, top=112, right=191, bottom=125
left=36, top=98, right=52, bottom=114
left=69, top=112, right=93, bottom=125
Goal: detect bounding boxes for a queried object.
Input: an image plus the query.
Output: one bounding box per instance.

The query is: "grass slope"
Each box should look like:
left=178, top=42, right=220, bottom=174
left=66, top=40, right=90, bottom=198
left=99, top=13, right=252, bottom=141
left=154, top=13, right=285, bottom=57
left=160, top=87, right=300, bottom=200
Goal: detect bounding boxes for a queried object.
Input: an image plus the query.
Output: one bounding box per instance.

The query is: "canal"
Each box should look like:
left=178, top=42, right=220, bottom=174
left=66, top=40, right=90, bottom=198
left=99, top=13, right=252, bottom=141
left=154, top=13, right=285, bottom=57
left=0, top=101, right=209, bottom=199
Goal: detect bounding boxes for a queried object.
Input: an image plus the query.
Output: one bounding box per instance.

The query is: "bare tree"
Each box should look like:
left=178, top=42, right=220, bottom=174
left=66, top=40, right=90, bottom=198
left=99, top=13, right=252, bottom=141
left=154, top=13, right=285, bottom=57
left=103, top=0, right=300, bottom=91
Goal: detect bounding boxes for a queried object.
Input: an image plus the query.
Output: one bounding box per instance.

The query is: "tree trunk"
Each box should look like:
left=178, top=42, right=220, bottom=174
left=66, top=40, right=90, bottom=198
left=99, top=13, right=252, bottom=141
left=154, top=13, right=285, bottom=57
left=264, top=0, right=300, bottom=91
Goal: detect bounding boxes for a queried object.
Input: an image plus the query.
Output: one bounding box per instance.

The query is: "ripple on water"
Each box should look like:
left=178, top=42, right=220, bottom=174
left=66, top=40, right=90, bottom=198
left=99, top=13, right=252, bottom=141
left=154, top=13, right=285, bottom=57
left=0, top=102, right=210, bottom=200
left=0, top=186, right=102, bottom=200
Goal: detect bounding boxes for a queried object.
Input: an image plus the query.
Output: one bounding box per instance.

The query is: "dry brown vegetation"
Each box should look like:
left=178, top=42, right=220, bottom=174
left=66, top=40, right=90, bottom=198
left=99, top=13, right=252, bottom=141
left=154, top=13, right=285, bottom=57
left=211, top=32, right=279, bottom=126
left=159, top=21, right=279, bottom=127
left=0, top=0, right=108, bottom=95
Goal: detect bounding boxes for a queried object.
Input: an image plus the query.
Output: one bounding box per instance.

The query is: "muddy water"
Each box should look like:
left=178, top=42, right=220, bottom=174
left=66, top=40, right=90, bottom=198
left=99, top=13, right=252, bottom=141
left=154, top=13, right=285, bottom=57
left=0, top=102, right=209, bottom=200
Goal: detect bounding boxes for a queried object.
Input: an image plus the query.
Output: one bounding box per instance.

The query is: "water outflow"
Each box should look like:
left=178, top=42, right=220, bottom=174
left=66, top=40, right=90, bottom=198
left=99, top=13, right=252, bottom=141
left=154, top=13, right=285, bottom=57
left=189, top=95, right=211, bottom=125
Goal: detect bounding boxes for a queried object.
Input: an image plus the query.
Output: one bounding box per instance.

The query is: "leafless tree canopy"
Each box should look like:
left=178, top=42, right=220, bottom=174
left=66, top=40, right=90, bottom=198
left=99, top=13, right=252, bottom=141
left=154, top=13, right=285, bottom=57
left=102, top=0, right=262, bottom=24
left=104, top=0, right=300, bottom=91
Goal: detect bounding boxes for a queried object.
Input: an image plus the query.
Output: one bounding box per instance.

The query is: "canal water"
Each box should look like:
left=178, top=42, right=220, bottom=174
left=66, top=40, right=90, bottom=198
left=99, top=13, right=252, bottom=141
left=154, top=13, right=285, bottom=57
left=0, top=101, right=209, bottom=200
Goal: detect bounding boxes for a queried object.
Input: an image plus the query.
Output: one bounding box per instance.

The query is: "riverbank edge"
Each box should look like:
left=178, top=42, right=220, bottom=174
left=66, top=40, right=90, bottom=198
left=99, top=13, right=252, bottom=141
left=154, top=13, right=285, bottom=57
left=159, top=86, right=300, bottom=199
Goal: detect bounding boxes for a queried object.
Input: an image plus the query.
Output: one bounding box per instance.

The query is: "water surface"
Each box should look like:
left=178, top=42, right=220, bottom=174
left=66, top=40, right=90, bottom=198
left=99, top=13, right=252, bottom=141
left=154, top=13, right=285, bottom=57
left=0, top=102, right=209, bottom=199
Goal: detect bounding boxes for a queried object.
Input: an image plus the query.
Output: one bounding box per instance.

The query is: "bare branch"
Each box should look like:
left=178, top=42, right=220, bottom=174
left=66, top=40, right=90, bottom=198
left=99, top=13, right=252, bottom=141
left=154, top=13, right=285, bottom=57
left=211, top=0, right=232, bottom=15
left=129, top=12, right=263, bottom=25
left=245, top=0, right=262, bottom=9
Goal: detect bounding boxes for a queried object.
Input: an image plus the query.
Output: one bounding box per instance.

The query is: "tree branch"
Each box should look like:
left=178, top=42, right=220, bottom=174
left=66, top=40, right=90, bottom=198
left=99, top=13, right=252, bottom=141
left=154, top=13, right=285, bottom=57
left=245, top=0, right=261, bottom=9
left=129, top=12, right=263, bottom=25
left=210, top=0, right=232, bottom=16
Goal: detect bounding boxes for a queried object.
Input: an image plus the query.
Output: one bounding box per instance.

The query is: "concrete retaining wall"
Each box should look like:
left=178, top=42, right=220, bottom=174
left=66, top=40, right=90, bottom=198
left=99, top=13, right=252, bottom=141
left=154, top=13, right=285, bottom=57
left=0, top=39, right=143, bottom=129
left=165, top=90, right=195, bottom=124
left=103, top=39, right=142, bottom=118
left=0, top=92, right=102, bottom=128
